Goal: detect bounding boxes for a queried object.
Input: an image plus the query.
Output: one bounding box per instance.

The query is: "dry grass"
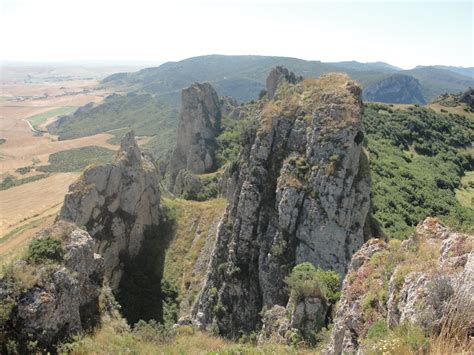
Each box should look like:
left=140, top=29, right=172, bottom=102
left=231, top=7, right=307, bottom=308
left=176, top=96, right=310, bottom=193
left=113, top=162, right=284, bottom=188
left=258, top=73, right=358, bottom=134
left=429, top=276, right=474, bottom=354
left=260, top=101, right=281, bottom=132
left=428, top=102, right=474, bottom=121
left=65, top=315, right=317, bottom=355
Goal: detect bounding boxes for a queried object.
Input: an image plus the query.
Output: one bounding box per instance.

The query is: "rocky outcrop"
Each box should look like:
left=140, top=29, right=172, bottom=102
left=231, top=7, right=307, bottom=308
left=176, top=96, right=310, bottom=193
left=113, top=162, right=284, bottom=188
left=0, top=222, right=104, bottom=352
left=192, top=71, right=371, bottom=338
left=325, top=218, right=474, bottom=354
left=58, top=131, right=161, bottom=289
left=266, top=66, right=302, bottom=99
left=169, top=82, right=222, bottom=188
left=258, top=305, right=291, bottom=344
left=459, top=88, right=474, bottom=110
left=363, top=74, right=426, bottom=104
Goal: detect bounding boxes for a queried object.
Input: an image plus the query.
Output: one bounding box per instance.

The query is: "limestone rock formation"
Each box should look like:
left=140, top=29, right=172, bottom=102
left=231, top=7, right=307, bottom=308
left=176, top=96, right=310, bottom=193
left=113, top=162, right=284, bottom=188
left=266, top=66, right=302, bottom=99
left=169, top=82, right=222, bottom=186
left=325, top=218, right=474, bottom=354
left=58, top=131, right=161, bottom=289
left=192, top=71, right=371, bottom=338
left=363, top=74, right=426, bottom=104
left=0, top=222, right=104, bottom=352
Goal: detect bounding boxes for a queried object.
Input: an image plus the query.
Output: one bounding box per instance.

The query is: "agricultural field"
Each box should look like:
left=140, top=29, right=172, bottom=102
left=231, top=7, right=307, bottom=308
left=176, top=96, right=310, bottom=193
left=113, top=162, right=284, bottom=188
left=0, top=75, right=120, bottom=260
left=26, top=106, right=76, bottom=130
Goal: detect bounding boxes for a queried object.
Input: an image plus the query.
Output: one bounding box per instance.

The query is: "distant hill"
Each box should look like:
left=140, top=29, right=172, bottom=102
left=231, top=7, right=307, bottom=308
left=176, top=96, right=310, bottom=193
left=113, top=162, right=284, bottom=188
left=102, top=55, right=474, bottom=104
left=329, top=60, right=401, bottom=72
left=363, top=74, right=426, bottom=104
left=404, top=67, right=474, bottom=101
left=102, top=55, right=341, bottom=102
left=416, top=65, right=474, bottom=79
left=53, top=57, right=474, bottom=161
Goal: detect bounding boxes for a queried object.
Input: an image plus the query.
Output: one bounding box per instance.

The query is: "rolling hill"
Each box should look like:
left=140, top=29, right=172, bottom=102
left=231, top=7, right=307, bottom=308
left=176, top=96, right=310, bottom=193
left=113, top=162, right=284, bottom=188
left=102, top=55, right=474, bottom=103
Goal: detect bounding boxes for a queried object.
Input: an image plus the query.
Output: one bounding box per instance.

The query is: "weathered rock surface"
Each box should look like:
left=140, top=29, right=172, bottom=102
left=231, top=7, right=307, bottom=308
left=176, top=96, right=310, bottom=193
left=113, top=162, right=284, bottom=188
left=363, top=74, right=426, bottom=104
left=290, top=296, right=328, bottom=336
left=258, top=305, right=291, bottom=344
left=266, top=66, right=302, bottom=99
left=169, top=82, right=222, bottom=187
left=192, top=70, right=371, bottom=338
left=325, top=218, right=474, bottom=354
left=58, top=131, right=161, bottom=289
left=0, top=222, right=104, bottom=352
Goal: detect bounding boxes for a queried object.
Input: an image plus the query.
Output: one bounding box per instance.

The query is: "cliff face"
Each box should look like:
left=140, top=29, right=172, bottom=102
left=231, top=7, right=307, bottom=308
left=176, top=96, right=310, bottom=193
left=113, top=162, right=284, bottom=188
left=192, top=69, right=371, bottom=338
left=325, top=218, right=473, bottom=354
left=363, top=74, right=426, bottom=104
left=58, top=131, right=162, bottom=289
left=169, top=82, right=222, bottom=184
left=0, top=222, right=104, bottom=352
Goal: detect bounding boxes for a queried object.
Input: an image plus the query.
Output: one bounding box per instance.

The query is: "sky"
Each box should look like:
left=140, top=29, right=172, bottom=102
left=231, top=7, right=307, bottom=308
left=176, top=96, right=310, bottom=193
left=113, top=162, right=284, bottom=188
left=1, top=0, right=472, bottom=69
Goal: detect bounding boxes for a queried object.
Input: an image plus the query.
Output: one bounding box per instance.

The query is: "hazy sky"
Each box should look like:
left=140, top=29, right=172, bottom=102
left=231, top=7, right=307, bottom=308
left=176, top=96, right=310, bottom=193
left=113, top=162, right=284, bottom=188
left=1, top=0, right=472, bottom=69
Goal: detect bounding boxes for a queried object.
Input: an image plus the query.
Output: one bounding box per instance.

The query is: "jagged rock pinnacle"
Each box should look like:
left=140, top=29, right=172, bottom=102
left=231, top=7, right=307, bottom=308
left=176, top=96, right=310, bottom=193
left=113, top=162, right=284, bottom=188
left=58, top=130, right=161, bottom=289
left=168, top=81, right=221, bottom=190
left=266, top=66, right=302, bottom=99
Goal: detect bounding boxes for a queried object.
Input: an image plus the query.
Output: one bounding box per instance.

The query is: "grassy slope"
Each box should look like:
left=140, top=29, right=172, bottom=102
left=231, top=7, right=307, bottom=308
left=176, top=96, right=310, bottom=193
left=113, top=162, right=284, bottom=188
left=49, top=94, right=178, bottom=159
left=162, top=198, right=227, bottom=313
left=456, top=171, right=474, bottom=209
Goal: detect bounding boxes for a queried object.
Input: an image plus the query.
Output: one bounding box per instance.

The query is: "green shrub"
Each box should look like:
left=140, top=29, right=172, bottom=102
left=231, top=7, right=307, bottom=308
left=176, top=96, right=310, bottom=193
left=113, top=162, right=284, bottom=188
left=0, top=298, right=15, bottom=327
left=213, top=302, right=226, bottom=318
left=364, top=103, right=474, bottom=238
left=0, top=174, right=49, bottom=191
left=284, top=262, right=341, bottom=303
left=27, top=236, right=64, bottom=263
left=133, top=319, right=175, bottom=344
left=314, top=268, right=341, bottom=303
left=366, top=320, right=389, bottom=340
left=394, top=322, right=429, bottom=352
left=15, top=166, right=33, bottom=175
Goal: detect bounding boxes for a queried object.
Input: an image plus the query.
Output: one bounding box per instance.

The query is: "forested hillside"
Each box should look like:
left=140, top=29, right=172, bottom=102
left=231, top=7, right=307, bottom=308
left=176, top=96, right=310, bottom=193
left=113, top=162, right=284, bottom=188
left=364, top=103, right=473, bottom=238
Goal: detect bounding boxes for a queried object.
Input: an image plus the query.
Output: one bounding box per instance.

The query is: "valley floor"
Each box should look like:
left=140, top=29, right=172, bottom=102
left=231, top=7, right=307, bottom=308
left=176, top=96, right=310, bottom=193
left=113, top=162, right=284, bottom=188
left=0, top=80, right=116, bottom=265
